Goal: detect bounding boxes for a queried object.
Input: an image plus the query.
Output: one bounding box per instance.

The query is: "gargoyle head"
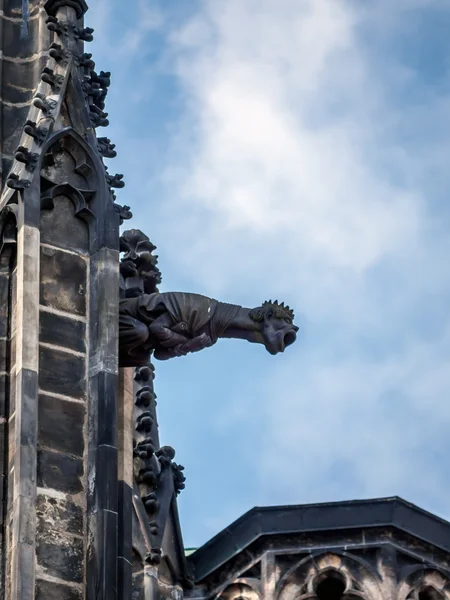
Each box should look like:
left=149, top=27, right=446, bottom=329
left=249, top=300, right=298, bottom=355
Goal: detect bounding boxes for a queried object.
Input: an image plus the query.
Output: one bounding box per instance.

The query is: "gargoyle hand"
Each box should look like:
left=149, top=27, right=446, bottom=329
left=179, top=333, right=213, bottom=354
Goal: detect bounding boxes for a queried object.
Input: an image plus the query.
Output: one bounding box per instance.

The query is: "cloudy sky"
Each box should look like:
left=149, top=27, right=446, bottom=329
left=89, top=0, right=450, bottom=548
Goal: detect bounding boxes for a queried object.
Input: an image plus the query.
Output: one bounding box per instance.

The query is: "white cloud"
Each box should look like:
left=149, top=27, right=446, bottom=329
left=165, top=0, right=423, bottom=279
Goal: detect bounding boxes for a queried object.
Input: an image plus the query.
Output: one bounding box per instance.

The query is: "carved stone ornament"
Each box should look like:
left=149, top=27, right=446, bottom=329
left=6, top=173, right=31, bottom=190
left=119, top=294, right=298, bottom=367
left=24, top=120, right=49, bottom=145
left=120, top=229, right=162, bottom=299
left=44, top=0, right=89, bottom=18
left=33, top=93, right=57, bottom=117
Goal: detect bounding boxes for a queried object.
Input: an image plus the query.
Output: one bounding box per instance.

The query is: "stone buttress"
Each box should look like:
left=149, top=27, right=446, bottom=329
left=0, top=0, right=123, bottom=598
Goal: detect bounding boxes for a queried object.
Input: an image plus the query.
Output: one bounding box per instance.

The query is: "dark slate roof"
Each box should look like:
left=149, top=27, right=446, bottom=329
left=188, top=497, right=450, bottom=581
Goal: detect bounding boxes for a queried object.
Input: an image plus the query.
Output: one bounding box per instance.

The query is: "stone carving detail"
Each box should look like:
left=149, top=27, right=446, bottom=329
left=46, top=15, right=68, bottom=37
left=33, top=93, right=57, bottom=117
left=14, top=146, right=39, bottom=172
left=49, top=42, right=70, bottom=65
left=44, top=0, right=89, bottom=19
left=277, top=553, right=379, bottom=600
left=6, top=174, right=31, bottom=190
left=105, top=171, right=124, bottom=189
left=81, top=57, right=111, bottom=128
left=118, top=229, right=298, bottom=367
left=46, top=15, right=93, bottom=42
left=41, top=67, right=64, bottom=92
left=136, top=412, right=153, bottom=433
left=131, top=345, right=187, bottom=571
left=401, top=569, right=449, bottom=600
left=114, top=203, right=132, bottom=224
left=120, top=294, right=298, bottom=367
left=218, top=581, right=261, bottom=600
left=0, top=205, right=18, bottom=255
left=79, top=52, right=95, bottom=70
left=24, top=121, right=49, bottom=146
left=89, top=105, right=109, bottom=128
left=97, top=137, right=117, bottom=158
left=75, top=26, right=94, bottom=42
left=119, top=229, right=162, bottom=299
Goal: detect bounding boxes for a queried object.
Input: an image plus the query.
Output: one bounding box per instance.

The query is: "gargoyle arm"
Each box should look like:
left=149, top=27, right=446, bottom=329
left=148, top=312, right=189, bottom=348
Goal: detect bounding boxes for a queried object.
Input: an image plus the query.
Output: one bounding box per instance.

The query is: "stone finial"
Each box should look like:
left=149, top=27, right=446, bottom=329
left=44, top=0, right=88, bottom=19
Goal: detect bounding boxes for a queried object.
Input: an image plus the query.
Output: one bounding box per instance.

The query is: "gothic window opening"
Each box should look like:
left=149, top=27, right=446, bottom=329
left=417, top=586, right=444, bottom=600
left=315, top=572, right=346, bottom=600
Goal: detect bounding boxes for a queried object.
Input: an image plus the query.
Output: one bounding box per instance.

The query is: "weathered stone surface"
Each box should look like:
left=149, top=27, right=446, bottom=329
left=40, top=310, right=86, bottom=354
left=36, top=494, right=83, bottom=536
left=0, top=373, right=8, bottom=420
left=0, top=274, right=10, bottom=338
left=92, top=371, right=118, bottom=447
left=38, top=394, right=85, bottom=457
left=40, top=246, right=87, bottom=316
left=132, top=572, right=145, bottom=600
left=36, top=536, right=84, bottom=583
left=15, top=368, right=39, bottom=447
left=2, top=0, right=41, bottom=18
left=37, top=449, right=83, bottom=494
left=95, top=445, right=118, bottom=513
left=2, top=16, right=41, bottom=60
left=36, top=579, right=82, bottom=600
left=118, top=557, right=132, bottom=600
left=2, top=59, right=38, bottom=104
left=40, top=196, right=89, bottom=255
left=39, top=346, right=86, bottom=400
left=1, top=103, right=32, bottom=157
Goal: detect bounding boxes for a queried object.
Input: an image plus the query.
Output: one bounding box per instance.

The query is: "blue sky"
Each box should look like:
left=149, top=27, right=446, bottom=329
left=89, top=0, right=450, bottom=548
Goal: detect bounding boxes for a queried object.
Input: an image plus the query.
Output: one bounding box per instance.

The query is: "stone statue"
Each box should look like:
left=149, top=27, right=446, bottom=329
left=119, top=292, right=298, bottom=367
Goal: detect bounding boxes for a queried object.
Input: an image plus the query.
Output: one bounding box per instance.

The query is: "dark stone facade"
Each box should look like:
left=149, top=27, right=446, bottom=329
left=187, top=498, right=450, bottom=600
left=1, top=2, right=450, bottom=600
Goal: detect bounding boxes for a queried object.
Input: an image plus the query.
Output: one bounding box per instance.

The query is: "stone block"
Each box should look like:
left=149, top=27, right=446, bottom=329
left=40, top=310, right=86, bottom=354
left=15, top=368, right=39, bottom=447
left=37, top=448, right=83, bottom=494
left=40, top=196, right=89, bottom=255
left=2, top=0, right=41, bottom=18
left=36, top=494, right=83, bottom=537
left=1, top=103, right=32, bottom=160
left=36, top=579, right=82, bottom=600
left=40, top=246, right=87, bottom=316
left=2, top=59, right=38, bottom=104
left=39, top=346, right=86, bottom=400
left=38, top=394, right=85, bottom=457
left=37, top=535, right=84, bottom=583
left=2, top=17, right=40, bottom=59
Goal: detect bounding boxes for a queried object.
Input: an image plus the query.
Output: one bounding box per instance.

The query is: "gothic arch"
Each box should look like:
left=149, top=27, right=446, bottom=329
left=38, top=127, right=115, bottom=251
left=277, top=552, right=382, bottom=600
left=398, top=568, right=450, bottom=600
left=215, top=578, right=261, bottom=600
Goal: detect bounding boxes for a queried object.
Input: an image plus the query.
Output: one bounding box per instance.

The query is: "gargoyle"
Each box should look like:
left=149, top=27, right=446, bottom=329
left=119, top=292, right=298, bottom=367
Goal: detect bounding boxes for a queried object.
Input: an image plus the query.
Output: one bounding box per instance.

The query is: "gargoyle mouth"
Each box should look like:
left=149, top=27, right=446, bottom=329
left=283, top=330, right=297, bottom=348
left=267, top=329, right=298, bottom=354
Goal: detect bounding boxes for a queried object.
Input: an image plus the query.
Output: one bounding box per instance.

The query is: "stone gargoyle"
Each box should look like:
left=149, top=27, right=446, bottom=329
left=119, top=292, right=298, bottom=367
